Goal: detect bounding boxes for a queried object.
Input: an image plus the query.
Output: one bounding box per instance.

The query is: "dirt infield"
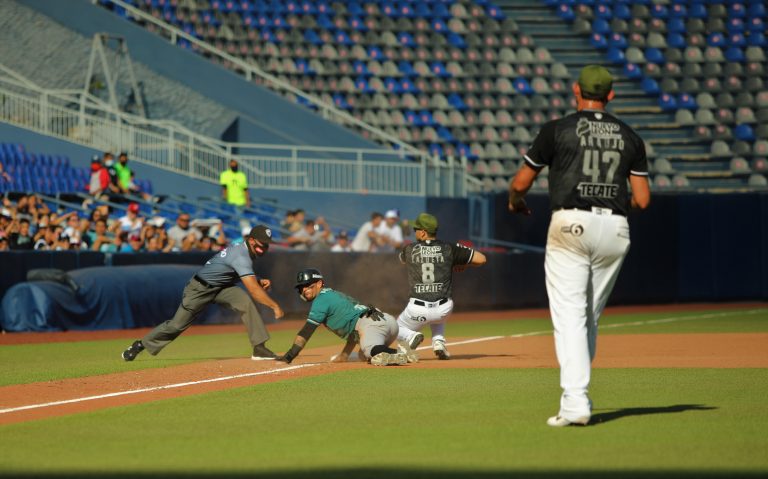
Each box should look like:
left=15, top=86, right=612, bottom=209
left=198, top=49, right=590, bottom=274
left=1, top=329, right=767, bottom=426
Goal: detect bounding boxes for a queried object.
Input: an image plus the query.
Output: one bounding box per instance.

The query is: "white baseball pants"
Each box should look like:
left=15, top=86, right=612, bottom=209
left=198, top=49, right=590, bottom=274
left=545, top=208, right=630, bottom=422
left=397, top=297, right=454, bottom=346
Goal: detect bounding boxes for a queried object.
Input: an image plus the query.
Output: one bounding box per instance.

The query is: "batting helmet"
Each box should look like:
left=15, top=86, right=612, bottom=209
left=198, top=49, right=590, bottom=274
left=295, top=268, right=324, bottom=291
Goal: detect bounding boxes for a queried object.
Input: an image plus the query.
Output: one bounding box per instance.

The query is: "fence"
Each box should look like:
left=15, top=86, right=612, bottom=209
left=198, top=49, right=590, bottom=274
left=0, top=63, right=473, bottom=197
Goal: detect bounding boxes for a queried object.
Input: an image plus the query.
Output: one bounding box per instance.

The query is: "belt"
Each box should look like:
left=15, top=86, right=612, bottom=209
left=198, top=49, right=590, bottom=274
left=560, top=206, right=624, bottom=217
left=413, top=298, right=449, bottom=307
left=193, top=275, right=214, bottom=288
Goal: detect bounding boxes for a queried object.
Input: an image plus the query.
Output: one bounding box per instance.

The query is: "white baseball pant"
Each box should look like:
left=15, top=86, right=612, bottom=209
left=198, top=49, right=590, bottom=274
left=397, top=297, right=454, bottom=347
left=545, top=208, right=630, bottom=422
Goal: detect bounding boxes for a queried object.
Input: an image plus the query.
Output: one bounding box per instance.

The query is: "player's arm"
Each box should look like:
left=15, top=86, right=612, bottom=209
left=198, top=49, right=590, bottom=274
left=276, top=321, right=319, bottom=363
left=508, top=164, right=537, bottom=215
left=629, top=174, right=651, bottom=210
left=241, top=275, right=284, bottom=319
left=331, top=332, right=359, bottom=363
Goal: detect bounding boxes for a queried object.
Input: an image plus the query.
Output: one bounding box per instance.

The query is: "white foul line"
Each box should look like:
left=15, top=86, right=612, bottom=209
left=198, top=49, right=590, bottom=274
left=3, top=308, right=766, bottom=416
left=416, top=308, right=768, bottom=350
left=0, top=362, right=320, bottom=415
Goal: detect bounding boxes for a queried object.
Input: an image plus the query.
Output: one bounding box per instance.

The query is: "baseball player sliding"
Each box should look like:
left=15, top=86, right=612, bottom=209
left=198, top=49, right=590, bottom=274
left=396, top=213, right=486, bottom=361
left=275, top=268, right=408, bottom=366
left=509, top=65, right=651, bottom=427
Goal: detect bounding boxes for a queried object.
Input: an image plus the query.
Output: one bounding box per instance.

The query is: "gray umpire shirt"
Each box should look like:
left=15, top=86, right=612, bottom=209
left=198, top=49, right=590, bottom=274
left=194, top=242, right=257, bottom=287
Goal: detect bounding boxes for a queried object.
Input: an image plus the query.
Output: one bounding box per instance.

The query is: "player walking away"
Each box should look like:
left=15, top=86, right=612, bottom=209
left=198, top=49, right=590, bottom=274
left=121, top=225, right=284, bottom=362
left=396, top=213, right=487, bottom=361
left=508, top=65, right=651, bottom=427
left=275, top=269, right=408, bottom=366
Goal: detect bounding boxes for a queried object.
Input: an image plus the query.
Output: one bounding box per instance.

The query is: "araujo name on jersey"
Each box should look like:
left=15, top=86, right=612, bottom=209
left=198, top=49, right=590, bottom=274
left=414, top=282, right=444, bottom=293
left=577, top=182, right=619, bottom=198
left=577, top=118, right=625, bottom=150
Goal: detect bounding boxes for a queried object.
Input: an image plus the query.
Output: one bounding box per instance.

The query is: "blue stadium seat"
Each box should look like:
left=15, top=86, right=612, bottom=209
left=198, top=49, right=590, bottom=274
left=707, top=32, right=727, bottom=47
left=640, top=77, right=661, bottom=95
left=606, top=47, right=626, bottom=64
left=659, top=93, right=677, bottom=111
left=590, top=33, right=607, bottom=49
left=677, top=93, right=697, bottom=110
left=725, top=47, right=745, bottom=62
left=734, top=124, right=756, bottom=142
left=448, top=93, right=467, bottom=111
left=556, top=4, right=575, bottom=21
left=446, top=32, right=466, bottom=49
left=623, top=63, right=642, bottom=80
left=608, top=33, right=628, bottom=49
left=645, top=47, right=664, bottom=64
left=592, top=18, right=611, bottom=35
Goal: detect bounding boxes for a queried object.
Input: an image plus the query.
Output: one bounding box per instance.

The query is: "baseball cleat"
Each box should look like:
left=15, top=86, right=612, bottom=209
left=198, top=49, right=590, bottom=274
left=370, top=352, right=408, bottom=366
left=408, top=332, right=425, bottom=350
left=122, top=340, right=144, bottom=361
left=251, top=343, right=277, bottom=361
left=397, top=343, right=420, bottom=363
left=433, top=339, right=451, bottom=360
left=546, top=415, right=590, bottom=427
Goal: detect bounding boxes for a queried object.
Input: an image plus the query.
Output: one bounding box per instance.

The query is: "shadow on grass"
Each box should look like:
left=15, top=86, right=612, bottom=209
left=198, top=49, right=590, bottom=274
left=0, top=469, right=761, bottom=479
left=590, top=404, right=718, bottom=425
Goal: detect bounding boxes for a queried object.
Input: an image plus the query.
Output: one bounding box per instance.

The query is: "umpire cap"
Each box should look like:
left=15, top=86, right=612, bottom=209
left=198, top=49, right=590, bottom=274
left=295, top=268, right=323, bottom=290
left=248, top=225, right=273, bottom=245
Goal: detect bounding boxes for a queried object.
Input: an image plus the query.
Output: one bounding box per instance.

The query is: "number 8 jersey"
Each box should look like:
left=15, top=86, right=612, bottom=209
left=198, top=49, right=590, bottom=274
left=399, top=240, right=474, bottom=302
left=524, top=110, right=648, bottom=216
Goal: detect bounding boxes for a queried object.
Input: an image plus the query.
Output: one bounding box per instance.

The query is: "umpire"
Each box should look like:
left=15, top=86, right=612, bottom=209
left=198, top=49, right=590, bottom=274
left=121, top=225, right=284, bottom=361
left=508, top=65, right=651, bottom=427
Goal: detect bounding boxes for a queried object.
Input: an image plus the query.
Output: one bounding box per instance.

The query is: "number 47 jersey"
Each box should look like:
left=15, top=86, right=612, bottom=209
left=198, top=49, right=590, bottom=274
left=523, top=109, right=648, bottom=217
left=399, top=240, right=474, bottom=302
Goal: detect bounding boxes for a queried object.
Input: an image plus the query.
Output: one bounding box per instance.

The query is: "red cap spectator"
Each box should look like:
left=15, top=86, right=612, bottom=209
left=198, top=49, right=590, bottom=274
left=128, top=203, right=139, bottom=214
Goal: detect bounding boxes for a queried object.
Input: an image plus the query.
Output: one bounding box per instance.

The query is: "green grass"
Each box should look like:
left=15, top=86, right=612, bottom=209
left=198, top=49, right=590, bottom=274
left=0, top=328, right=341, bottom=387
left=1, top=368, right=767, bottom=476
left=1, top=305, right=766, bottom=478
left=1, top=307, right=766, bottom=387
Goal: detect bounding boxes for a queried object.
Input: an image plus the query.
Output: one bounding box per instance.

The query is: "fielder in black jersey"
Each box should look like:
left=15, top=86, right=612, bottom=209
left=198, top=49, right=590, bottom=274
left=396, top=213, right=486, bottom=361
left=508, top=65, right=651, bottom=427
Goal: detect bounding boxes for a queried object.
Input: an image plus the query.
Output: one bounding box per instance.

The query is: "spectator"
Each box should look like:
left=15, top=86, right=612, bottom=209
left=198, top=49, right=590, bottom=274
left=0, top=232, right=8, bottom=251
left=0, top=162, right=11, bottom=183
left=87, top=155, right=110, bottom=198
left=115, top=152, right=153, bottom=201
left=286, top=209, right=305, bottom=233
left=351, top=212, right=385, bottom=252
left=375, top=209, right=404, bottom=252
left=281, top=210, right=296, bottom=232
left=287, top=218, right=333, bottom=251
left=8, top=218, right=34, bottom=250
left=331, top=230, right=352, bottom=252
left=112, top=202, right=144, bottom=236
left=33, top=225, right=56, bottom=250
left=167, top=213, right=202, bottom=252
left=0, top=207, right=12, bottom=236
left=220, top=159, right=250, bottom=209
left=103, top=152, right=123, bottom=197
left=120, top=233, right=144, bottom=252
left=62, top=212, right=86, bottom=246
left=87, top=218, right=116, bottom=252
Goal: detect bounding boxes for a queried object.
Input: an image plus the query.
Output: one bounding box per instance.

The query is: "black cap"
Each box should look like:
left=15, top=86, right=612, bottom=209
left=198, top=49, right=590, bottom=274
left=248, top=225, right=273, bottom=244
left=295, top=268, right=323, bottom=289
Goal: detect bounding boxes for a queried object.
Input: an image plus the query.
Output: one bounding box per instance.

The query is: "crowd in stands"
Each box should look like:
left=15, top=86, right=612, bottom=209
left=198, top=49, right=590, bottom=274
left=0, top=193, right=229, bottom=253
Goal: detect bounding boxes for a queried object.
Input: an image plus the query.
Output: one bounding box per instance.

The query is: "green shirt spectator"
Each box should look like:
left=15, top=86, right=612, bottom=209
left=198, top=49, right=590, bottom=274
left=220, top=159, right=250, bottom=207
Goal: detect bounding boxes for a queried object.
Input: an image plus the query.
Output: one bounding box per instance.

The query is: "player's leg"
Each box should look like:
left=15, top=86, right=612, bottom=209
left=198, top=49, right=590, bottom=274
left=545, top=210, right=593, bottom=424
left=213, top=286, right=273, bottom=359
left=396, top=300, right=428, bottom=348
left=139, top=280, right=218, bottom=356
left=429, top=299, right=454, bottom=359
left=360, top=313, right=407, bottom=366
left=586, top=217, right=630, bottom=360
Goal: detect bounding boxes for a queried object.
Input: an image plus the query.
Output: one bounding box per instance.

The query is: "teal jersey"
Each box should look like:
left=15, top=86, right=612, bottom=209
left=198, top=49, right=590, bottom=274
left=306, top=288, right=367, bottom=339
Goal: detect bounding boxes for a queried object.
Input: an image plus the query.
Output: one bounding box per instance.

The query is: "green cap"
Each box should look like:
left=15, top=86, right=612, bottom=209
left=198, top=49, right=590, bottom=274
left=413, top=213, right=438, bottom=235
left=578, top=65, right=613, bottom=98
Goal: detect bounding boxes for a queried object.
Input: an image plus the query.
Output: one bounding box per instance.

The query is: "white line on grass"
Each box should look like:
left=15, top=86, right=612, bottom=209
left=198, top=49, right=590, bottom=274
left=4, top=309, right=765, bottom=415
left=0, top=363, right=320, bottom=415
left=415, top=308, right=768, bottom=350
